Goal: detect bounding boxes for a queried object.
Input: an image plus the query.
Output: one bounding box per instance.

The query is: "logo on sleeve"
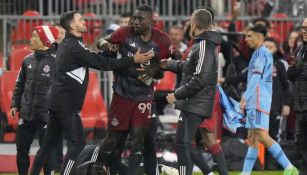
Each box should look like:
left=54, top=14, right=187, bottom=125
left=130, top=42, right=136, bottom=47
left=28, top=64, right=32, bottom=69
left=117, top=52, right=123, bottom=59
left=18, top=118, right=24, bottom=125
left=78, top=41, right=92, bottom=52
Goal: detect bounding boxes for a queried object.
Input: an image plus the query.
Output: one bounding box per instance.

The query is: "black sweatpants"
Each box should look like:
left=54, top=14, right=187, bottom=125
left=30, top=110, right=86, bottom=175
left=295, top=111, right=307, bottom=174
left=143, top=115, right=158, bottom=175
left=175, top=111, right=204, bottom=175
left=269, top=112, right=282, bottom=141
left=16, top=118, right=55, bottom=175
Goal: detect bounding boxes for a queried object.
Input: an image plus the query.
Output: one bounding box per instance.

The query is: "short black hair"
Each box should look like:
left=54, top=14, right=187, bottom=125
left=253, top=17, right=270, bottom=28
left=60, top=10, right=78, bottom=32
left=249, top=24, right=267, bottom=37
left=136, top=4, right=153, bottom=15
left=264, top=37, right=278, bottom=47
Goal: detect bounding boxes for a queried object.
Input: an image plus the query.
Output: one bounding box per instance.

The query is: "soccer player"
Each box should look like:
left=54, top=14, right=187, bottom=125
left=80, top=5, right=182, bottom=175
left=30, top=10, right=153, bottom=175
left=239, top=24, right=298, bottom=175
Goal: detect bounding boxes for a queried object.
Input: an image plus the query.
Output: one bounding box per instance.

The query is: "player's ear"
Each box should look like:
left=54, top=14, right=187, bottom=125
left=71, top=23, right=75, bottom=30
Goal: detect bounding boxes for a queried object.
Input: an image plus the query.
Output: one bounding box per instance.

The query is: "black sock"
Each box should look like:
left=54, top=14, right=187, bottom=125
left=208, top=144, right=228, bottom=175
left=190, top=146, right=212, bottom=174
left=128, top=152, right=143, bottom=175
left=97, top=151, right=112, bottom=165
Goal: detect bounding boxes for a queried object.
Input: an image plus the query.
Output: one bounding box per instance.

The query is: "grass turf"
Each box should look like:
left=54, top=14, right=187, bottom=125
left=195, top=172, right=283, bottom=175
left=0, top=172, right=284, bottom=175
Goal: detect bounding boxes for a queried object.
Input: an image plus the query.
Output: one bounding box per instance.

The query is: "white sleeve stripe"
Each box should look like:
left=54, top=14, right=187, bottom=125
left=195, top=40, right=206, bottom=75
left=63, top=160, right=74, bottom=175
left=90, top=146, right=100, bottom=162
left=42, top=25, right=55, bottom=43
left=195, top=40, right=205, bottom=74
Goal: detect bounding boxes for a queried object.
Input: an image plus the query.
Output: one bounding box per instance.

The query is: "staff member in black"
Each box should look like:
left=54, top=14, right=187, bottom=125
left=10, top=25, right=59, bottom=175
left=30, top=10, right=153, bottom=175
left=287, top=17, right=307, bottom=174
left=164, top=9, right=221, bottom=175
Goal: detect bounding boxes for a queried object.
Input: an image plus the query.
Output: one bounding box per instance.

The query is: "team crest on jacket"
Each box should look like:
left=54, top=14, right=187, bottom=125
left=42, top=65, right=51, bottom=77
left=43, top=65, right=50, bottom=73
left=111, top=117, right=119, bottom=126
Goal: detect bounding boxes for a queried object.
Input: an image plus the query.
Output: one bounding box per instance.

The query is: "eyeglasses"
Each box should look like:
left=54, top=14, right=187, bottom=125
left=299, top=26, right=307, bottom=32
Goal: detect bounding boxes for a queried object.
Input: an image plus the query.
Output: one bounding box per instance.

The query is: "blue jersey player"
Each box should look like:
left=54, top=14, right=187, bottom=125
left=239, top=24, right=298, bottom=175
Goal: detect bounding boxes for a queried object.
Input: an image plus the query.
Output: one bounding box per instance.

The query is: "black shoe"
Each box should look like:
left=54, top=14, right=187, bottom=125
left=87, top=164, right=108, bottom=175
left=78, top=161, right=96, bottom=170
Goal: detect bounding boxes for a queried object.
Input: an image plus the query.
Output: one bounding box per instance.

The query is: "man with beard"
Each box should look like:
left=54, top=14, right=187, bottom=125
left=79, top=5, right=182, bottom=175
left=30, top=10, right=153, bottom=175
left=163, top=8, right=221, bottom=175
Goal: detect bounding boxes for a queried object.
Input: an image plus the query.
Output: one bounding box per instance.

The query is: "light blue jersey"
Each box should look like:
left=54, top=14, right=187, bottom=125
left=244, top=45, right=273, bottom=129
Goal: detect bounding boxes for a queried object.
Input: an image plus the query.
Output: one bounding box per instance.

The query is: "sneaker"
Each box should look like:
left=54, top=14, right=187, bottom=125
left=161, top=165, right=179, bottom=175
left=284, top=167, right=299, bottom=175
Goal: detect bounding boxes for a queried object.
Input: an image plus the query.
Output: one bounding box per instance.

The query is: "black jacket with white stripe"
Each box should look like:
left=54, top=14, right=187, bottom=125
left=47, top=33, right=134, bottom=113
left=167, top=31, right=222, bottom=118
left=11, top=48, right=56, bottom=122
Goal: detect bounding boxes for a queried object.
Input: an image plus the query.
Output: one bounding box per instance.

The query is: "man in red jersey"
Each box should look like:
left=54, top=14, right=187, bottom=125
left=79, top=5, right=182, bottom=175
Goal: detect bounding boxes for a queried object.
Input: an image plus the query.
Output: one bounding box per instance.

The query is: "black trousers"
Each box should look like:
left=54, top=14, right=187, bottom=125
left=295, top=111, right=307, bottom=173
left=16, top=118, right=55, bottom=175
left=143, top=115, right=158, bottom=175
left=269, top=112, right=281, bottom=141
left=31, top=110, right=86, bottom=175
left=175, top=111, right=204, bottom=175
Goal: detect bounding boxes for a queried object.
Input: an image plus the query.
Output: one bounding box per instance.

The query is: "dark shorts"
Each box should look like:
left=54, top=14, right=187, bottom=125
left=199, top=90, right=221, bottom=132
left=108, top=94, right=152, bottom=130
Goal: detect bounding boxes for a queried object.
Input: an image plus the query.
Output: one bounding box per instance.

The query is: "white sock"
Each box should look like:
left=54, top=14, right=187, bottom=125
left=286, top=163, right=294, bottom=170
left=208, top=173, right=215, bottom=175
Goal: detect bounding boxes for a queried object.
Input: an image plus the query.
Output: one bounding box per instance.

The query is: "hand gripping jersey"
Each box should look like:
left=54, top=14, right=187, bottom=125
left=108, top=27, right=179, bottom=101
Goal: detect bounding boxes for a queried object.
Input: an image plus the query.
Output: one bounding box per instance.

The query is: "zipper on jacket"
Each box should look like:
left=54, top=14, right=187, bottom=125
left=298, top=47, right=304, bottom=109
left=29, top=56, right=41, bottom=117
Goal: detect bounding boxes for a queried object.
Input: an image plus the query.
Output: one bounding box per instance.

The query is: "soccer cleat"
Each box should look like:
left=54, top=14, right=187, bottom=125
left=161, top=165, right=179, bottom=175
left=284, top=166, right=299, bottom=175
